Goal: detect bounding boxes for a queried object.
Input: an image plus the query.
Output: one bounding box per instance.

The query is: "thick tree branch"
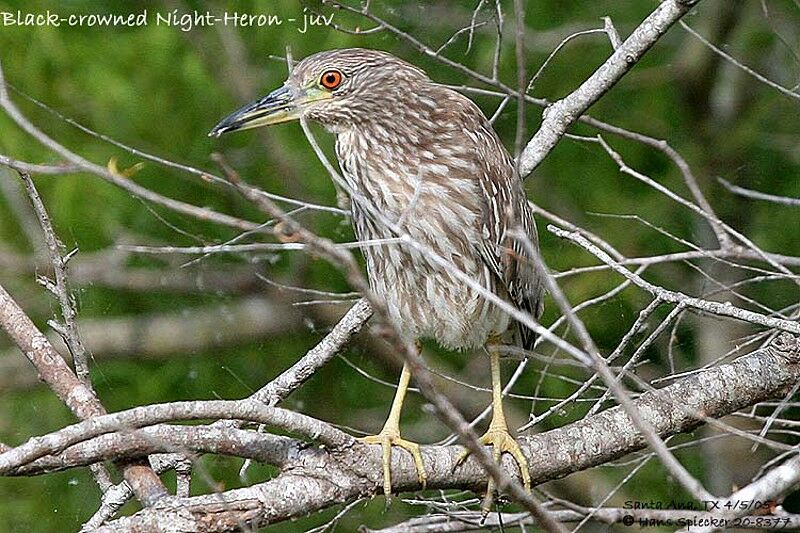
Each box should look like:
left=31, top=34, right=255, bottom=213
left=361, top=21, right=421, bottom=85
left=9, top=425, right=298, bottom=476
left=75, top=297, right=370, bottom=526
left=0, top=401, right=353, bottom=474
left=81, top=332, right=800, bottom=532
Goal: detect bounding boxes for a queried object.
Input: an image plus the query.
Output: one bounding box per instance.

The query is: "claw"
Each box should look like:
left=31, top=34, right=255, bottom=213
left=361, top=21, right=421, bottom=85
left=359, top=363, right=426, bottom=504
left=456, top=427, right=531, bottom=515
left=360, top=430, right=427, bottom=501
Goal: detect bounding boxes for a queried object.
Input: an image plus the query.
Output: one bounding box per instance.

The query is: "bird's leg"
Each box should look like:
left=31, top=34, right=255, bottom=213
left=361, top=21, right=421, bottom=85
left=456, top=341, right=531, bottom=515
left=359, top=360, right=427, bottom=500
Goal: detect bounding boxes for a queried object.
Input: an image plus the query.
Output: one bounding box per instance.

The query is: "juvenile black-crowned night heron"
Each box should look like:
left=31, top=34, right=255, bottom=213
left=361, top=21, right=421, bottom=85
left=211, top=48, right=544, bottom=506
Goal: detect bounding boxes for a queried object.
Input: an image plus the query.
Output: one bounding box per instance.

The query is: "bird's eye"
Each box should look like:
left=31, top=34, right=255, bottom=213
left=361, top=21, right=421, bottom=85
left=320, top=70, right=343, bottom=90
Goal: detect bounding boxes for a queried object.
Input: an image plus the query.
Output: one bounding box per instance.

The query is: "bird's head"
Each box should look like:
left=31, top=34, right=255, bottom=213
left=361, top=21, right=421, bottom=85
left=209, top=48, right=429, bottom=137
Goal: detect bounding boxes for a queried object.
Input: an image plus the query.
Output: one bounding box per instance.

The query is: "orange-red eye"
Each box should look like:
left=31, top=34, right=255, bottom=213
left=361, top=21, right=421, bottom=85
left=320, top=70, right=343, bottom=90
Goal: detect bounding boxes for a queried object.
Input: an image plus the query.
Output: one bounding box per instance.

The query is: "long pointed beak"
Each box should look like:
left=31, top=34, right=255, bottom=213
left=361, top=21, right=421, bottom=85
left=209, top=85, right=299, bottom=137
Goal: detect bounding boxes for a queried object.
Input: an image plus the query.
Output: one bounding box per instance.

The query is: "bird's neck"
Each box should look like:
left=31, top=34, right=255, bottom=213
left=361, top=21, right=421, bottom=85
left=335, top=119, right=424, bottom=170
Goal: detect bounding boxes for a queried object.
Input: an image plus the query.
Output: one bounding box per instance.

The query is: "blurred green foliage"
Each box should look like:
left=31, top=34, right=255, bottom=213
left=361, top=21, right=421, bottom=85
left=0, top=0, right=798, bottom=531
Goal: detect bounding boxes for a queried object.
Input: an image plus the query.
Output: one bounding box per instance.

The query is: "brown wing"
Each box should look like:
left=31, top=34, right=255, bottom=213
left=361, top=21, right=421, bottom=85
left=456, top=96, right=544, bottom=350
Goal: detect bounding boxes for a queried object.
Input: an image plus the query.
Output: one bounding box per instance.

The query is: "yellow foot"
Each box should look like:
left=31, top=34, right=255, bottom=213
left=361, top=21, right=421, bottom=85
left=359, top=430, right=427, bottom=500
left=456, top=427, right=531, bottom=515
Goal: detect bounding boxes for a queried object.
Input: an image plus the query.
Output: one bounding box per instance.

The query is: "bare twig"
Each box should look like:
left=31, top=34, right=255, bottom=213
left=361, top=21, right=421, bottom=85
left=0, top=61, right=264, bottom=233
left=602, top=16, right=623, bottom=49
left=679, top=20, right=800, bottom=102
left=549, top=226, right=800, bottom=335
left=17, top=170, right=119, bottom=492
left=718, top=177, right=800, bottom=207
left=517, top=0, right=703, bottom=175
left=0, top=296, right=301, bottom=392
left=247, top=298, right=372, bottom=406
left=0, top=281, right=169, bottom=506
left=368, top=508, right=800, bottom=532
left=19, top=173, right=90, bottom=382
left=0, top=153, right=81, bottom=175
left=518, top=238, right=713, bottom=501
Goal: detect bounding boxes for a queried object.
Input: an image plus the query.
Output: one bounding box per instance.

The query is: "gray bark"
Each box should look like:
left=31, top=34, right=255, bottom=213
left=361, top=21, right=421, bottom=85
left=91, top=333, right=800, bottom=532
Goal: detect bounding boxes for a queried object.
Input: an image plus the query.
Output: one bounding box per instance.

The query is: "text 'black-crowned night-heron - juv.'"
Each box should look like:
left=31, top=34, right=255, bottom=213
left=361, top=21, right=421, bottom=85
left=210, top=48, right=544, bottom=508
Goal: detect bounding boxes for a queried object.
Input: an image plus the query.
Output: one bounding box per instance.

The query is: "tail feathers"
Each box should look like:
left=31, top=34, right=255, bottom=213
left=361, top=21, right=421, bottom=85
left=517, top=293, right=544, bottom=351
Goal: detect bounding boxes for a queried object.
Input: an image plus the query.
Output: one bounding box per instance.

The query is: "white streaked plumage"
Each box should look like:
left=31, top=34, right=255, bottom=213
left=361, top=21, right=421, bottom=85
left=290, top=48, right=544, bottom=350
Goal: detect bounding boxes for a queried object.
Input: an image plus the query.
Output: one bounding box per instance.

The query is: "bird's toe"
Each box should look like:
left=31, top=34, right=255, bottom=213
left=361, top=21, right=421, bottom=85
left=359, top=432, right=428, bottom=499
